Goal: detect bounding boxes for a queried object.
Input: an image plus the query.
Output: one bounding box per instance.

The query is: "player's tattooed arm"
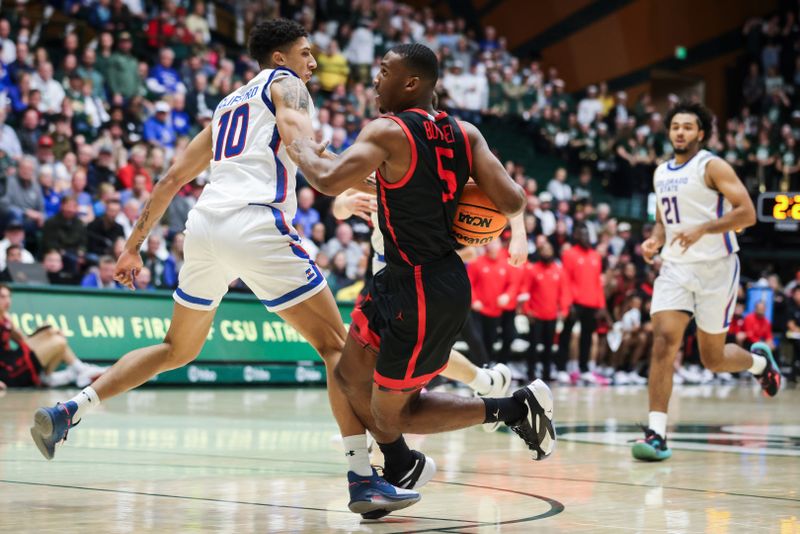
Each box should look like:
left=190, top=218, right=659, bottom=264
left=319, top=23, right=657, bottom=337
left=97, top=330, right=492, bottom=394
left=114, top=125, right=213, bottom=289
left=274, top=75, right=311, bottom=113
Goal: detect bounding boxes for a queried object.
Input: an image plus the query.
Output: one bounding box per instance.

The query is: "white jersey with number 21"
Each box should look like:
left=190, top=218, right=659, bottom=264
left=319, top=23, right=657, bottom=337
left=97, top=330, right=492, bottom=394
left=653, top=149, right=739, bottom=264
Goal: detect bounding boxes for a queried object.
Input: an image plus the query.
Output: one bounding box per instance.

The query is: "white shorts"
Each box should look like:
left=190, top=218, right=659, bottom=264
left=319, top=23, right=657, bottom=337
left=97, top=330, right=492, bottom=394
left=651, top=255, right=740, bottom=334
left=173, top=204, right=327, bottom=312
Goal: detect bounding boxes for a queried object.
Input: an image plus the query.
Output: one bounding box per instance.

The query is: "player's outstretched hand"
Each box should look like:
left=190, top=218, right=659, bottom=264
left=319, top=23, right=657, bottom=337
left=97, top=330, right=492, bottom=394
left=343, top=191, right=378, bottom=221
left=670, top=224, right=706, bottom=255
left=287, top=137, right=325, bottom=163
left=114, top=249, right=143, bottom=290
left=641, top=237, right=663, bottom=264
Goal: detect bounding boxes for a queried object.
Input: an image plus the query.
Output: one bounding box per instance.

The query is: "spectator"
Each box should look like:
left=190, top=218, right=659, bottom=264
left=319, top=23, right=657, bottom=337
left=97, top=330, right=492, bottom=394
left=5, top=155, right=45, bottom=233
left=316, top=41, right=349, bottom=93
left=326, top=250, right=355, bottom=295
left=117, top=145, right=152, bottom=190
left=117, top=198, right=140, bottom=238
left=76, top=48, right=106, bottom=99
left=134, top=265, right=154, bottom=290
left=43, top=249, right=79, bottom=285
left=185, top=2, right=211, bottom=45
left=743, top=301, right=775, bottom=349
left=547, top=167, right=572, bottom=202
left=107, top=32, right=140, bottom=99
left=577, top=85, right=603, bottom=126
left=0, top=107, right=22, bottom=160
left=0, top=215, right=34, bottom=271
left=166, top=178, right=204, bottom=235
left=30, top=62, right=65, bottom=115
left=141, top=233, right=176, bottom=289
left=87, top=198, right=125, bottom=257
left=294, top=187, right=320, bottom=236
left=143, top=101, right=177, bottom=149
left=39, top=166, right=61, bottom=219
left=322, top=223, right=363, bottom=280
left=41, top=196, right=87, bottom=270
left=16, top=108, right=41, bottom=155
left=147, top=48, right=186, bottom=96
left=81, top=255, right=119, bottom=289
left=467, top=239, right=510, bottom=361
left=534, top=192, right=556, bottom=236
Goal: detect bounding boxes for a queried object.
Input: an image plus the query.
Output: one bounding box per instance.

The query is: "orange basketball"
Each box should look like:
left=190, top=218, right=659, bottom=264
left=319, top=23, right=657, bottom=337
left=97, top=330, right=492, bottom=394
left=452, top=182, right=508, bottom=246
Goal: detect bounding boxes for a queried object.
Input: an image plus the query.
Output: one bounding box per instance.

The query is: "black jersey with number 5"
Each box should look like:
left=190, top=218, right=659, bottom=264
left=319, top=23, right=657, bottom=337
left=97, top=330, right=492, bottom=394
left=376, top=109, right=472, bottom=269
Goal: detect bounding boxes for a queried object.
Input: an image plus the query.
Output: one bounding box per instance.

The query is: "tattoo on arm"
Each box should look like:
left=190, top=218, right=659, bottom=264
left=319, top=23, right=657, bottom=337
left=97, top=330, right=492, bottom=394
left=134, top=200, right=152, bottom=249
left=276, top=76, right=310, bottom=112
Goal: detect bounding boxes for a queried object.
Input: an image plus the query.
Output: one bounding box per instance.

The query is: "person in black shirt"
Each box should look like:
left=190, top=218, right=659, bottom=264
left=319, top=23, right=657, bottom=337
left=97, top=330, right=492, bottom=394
left=290, top=43, right=555, bottom=469
left=86, top=199, right=125, bottom=258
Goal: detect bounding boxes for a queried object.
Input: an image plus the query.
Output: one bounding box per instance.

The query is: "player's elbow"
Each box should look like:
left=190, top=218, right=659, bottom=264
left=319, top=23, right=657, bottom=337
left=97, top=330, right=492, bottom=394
left=315, top=172, right=347, bottom=196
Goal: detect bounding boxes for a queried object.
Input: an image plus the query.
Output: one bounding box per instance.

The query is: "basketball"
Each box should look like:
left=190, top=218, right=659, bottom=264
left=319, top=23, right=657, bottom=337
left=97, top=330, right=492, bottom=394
left=452, top=183, right=508, bottom=246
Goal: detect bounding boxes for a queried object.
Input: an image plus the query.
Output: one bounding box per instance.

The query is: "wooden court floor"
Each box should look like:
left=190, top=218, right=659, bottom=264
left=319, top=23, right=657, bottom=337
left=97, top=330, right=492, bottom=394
left=1, top=384, right=798, bottom=533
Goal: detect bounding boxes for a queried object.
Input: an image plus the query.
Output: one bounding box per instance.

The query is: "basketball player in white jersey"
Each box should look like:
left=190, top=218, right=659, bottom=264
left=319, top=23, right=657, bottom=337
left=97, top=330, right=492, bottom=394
left=632, top=102, right=781, bottom=461
left=30, top=19, right=422, bottom=517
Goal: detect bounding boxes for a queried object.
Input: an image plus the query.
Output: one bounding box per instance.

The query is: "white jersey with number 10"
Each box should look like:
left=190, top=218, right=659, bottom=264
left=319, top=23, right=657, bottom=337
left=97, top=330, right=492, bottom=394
left=194, top=67, right=315, bottom=219
left=653, top=149, right=739, bottom=264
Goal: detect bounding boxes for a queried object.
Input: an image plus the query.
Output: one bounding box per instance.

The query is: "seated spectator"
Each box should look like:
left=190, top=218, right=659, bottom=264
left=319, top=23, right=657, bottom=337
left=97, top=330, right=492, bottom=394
left=5, top=156, right=46, bottom=234
left=743, top=301, right=775, bottom=349
left=39, top=167, right=61, bottom=219
left=117, top=198, right=141, bottom=238
left=727, top=302, right=748, bottom=346
left=322, top=223, right=363, bottom=280
left=87, top=198, right=125, bottom=257
left=0, top=107, right=22, bottom=160
left=167, top=233, right=185, bottom=275
left=120, top=174, right=152, bottom=205
left=166, top=178, right=204, bottom=235
left=141, top=233, right=176, bottom=289
left=81, top=255, right=120, bottom=289
left=326, top=251, right=355, bottom=295
left=134, top=265, right=154, bottom=290
left=30, top=61, right=65, bottom=115
left=118, top=145, right=152, bottom=191
left=0, top=244, right=23, bottom=282
left=316, top=41, right=349, bottom=93
left=143, top=101, right=177, bottom=149
left=0, top=215, right=35, bottom=271
left=66, top=168, right=95, bottom=224
left=547, top=167, right=572, bottom=202
left=42, top=249, right=79, bottom=285
left=146, top=48, right=186, bottom=96
left=294, top=187, right=320, bottom=236
left=41, top=196, right=87, bottom=272
left=0, top=284, right=106, bottom=389
left=16, top=108, right=42, bottom=155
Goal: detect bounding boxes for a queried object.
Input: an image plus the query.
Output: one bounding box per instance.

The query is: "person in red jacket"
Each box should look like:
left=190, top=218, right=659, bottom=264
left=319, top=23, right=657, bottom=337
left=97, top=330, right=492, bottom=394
left=743, top=301, right=775, bottom=349
left=520, top=241, right=570, bottom=381
left=558, top=224, right=609, bottom=383
left=497, top=244, right=525, bottom=363
left=468, top=239, right=511, bottom=360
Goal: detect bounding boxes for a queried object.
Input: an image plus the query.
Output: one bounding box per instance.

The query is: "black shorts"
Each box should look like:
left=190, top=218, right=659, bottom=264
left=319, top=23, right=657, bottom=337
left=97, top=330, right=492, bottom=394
left=0, top=345, right=43, bottom=387
left=350, top=252, right=471, bottom=392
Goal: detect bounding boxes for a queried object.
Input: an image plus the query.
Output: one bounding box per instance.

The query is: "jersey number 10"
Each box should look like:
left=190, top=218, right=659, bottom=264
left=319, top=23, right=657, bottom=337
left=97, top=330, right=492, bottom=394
left=661, top=196, right=681, bottom=224
left=214, top=104, right=250, bottom=161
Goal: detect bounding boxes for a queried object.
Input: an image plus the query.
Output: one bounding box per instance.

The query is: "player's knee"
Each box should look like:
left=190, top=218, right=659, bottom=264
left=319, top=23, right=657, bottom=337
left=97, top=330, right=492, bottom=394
left=651, top=330, right=680, bottom=360
left=162, top=341, right=200, bottom=370
left=333, top=363, right=354, bottom=394
left=313, top=334, right=345, bottom=364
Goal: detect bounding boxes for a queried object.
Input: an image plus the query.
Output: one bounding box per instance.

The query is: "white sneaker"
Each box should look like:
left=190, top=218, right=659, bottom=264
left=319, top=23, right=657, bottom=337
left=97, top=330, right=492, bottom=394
left=613, top=371, right=631, bottom=385
left=673, top=372, right=685, bottom=385
left=40, top=367, right=77, bottom=387
left=699, top=369, right=714, bottom=384
left=677, top=366, right=699, bottom=384
left=476, top=363, right=512, bottom=433
left=627, top=371, right=647, bottom=385
left=581, top=371, right=600, bottom=385
left=556, top=371, right=572, bottom=385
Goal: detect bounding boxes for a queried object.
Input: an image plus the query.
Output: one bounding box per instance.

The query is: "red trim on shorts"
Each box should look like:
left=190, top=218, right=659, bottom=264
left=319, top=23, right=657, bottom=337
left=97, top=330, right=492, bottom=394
left=373, top=362, right=448, bottom=393
left=403, top=266, right=426, bottom=381
left=378, top=116, right=417, bottom=189
left=455, top=120, right=473, bottom=173
left=349, top=306, right=381, bottom=350
left=20, top=343, right=40, bottom=386
left=377, top=176, right=413, bottom=265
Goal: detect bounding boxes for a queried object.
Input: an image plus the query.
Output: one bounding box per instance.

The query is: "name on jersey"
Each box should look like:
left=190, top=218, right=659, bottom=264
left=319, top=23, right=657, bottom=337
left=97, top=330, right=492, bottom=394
left=218, top=85, right=261, bottom=110
left=424, top=122, right=455, bottom=143
left=655, top=176, right=688, bottom=194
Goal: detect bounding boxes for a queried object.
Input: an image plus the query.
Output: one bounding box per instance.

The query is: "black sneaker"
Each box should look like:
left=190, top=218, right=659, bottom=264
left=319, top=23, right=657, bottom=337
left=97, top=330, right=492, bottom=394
left=507, top=379, right=555, bottom=460
left=751, top=342, right=781, bottom=397
left=383, top=450, right=436, bottom=490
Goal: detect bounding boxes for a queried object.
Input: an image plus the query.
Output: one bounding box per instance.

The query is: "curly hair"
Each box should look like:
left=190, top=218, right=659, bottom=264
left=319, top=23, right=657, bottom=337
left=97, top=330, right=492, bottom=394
left=248, top=19, right=308, bottom=67
left=664, top=101, right=714, bottom=142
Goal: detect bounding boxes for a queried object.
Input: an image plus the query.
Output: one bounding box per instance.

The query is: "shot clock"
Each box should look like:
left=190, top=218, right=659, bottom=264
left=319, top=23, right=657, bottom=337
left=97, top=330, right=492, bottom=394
left=757, top=192, right=800, bottom=222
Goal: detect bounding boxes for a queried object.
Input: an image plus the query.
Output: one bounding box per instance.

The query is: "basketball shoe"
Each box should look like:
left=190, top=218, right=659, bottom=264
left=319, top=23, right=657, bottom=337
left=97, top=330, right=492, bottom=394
left=631, top=427, right=672, bottom=461
left=383, top=450, right=437, bottom=490
left=475, top=363, right=512, bottom=432
left=348, top=468, right=421, bottom=519
left=30, top=401, right=79, bottom=460
left=751, top=342, right=781, bottom=397
left=507, top=379, right=555, bottom=460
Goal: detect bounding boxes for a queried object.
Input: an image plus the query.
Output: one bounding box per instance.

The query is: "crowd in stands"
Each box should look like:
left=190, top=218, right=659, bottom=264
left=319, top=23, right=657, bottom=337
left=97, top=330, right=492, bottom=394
left=0, top=0, right=797, bottom=383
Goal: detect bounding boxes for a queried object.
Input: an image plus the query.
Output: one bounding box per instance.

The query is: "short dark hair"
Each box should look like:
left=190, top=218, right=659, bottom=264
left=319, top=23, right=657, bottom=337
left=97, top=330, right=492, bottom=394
left=665, top=101, right=714, bottom=142
left=248, top=19, right=308, bottom=67
left=389, top=43, right=439, bottom=85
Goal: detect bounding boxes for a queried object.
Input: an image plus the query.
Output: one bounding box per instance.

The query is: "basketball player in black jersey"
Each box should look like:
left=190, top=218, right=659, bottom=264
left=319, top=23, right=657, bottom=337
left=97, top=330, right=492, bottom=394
left=288, top=44, right=555, bottom=467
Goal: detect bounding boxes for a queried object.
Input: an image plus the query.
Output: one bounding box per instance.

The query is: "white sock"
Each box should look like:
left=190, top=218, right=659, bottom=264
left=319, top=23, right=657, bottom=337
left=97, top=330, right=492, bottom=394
left=748, top=354, right=767, bottom=375
left=68, top=360, right=89, bottom=374
left=648, top=411, right=668, bottom=438
left=342, top=434, right=372, bottom=476
left=468, top=368, right=492, bottom=396
left=69, top=386, right=100, bottom=422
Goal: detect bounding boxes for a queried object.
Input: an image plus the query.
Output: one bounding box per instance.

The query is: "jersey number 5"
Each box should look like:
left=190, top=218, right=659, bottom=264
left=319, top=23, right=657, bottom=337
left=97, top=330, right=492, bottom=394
left=435, top=146, right=456, bottom=202
left=661, top=196, right=681, bottom=224
left=214, top=104, right=250, bottom=161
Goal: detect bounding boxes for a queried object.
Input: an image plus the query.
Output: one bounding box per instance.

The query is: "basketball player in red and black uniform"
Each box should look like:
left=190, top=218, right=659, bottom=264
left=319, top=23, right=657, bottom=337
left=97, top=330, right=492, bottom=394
left=289, top=43, right=556, bottom=470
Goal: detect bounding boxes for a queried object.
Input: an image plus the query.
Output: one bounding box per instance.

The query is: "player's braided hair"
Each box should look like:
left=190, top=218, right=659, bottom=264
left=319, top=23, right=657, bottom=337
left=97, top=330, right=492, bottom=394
left=664, top=101, right=714, bottom=143
left=389, top=43, right=439, bottom=85
left=248, top=18, right=308, bottom=67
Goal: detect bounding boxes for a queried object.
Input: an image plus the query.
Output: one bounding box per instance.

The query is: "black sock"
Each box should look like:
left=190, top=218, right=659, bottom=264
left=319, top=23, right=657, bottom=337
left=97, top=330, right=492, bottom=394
left=378, top=436, right=414, bottom=476
left=483, top=396, right=528, bottom=424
